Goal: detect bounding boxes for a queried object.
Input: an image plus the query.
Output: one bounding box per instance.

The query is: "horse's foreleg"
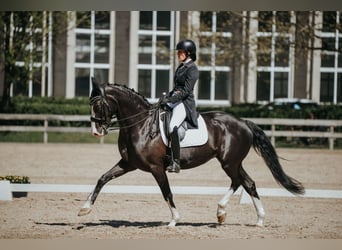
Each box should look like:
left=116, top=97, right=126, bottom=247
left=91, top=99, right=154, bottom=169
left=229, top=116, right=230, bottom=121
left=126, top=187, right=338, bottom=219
left=78, top=192, right=94, bottom=216
left=167, top=199, right=180, bottom=227
left=78, top=159, right=134, bottom=216
left=151, top=167, right=180, bottom=227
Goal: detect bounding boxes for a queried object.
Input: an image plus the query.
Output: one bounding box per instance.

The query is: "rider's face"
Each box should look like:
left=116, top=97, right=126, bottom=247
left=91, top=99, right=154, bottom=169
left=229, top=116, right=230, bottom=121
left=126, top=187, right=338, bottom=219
left=177, top=50, right=187, bottom=62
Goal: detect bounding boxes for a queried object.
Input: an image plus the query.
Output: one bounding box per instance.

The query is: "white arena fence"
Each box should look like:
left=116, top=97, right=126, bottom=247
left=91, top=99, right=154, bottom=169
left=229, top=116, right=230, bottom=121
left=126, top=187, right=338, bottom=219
left=1, top=114, right=341, bottom=202
left=1, top=114, right=342, bottom=149
left=1, top=181, right=342, bottom=203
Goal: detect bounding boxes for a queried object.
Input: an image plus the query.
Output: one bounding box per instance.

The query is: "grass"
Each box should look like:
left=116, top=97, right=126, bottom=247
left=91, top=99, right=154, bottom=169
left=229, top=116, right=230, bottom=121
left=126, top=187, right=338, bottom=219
left=0, top=131, right=119, bottom=144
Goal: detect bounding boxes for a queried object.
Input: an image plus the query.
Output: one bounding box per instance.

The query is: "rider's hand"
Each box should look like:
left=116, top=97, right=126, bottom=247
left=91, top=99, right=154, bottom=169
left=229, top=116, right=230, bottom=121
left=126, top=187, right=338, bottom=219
left=160, top=95, right=169, bottom=106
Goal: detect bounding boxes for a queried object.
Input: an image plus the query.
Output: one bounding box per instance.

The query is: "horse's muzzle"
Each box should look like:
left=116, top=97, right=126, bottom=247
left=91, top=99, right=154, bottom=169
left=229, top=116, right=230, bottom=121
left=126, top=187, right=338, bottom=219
left=91, top=121, right=105, bottom=137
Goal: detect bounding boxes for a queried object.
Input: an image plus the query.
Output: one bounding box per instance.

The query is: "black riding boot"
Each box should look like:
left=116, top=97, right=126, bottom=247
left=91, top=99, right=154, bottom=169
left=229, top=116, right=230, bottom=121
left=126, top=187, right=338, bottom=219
left=166, top=128, right=180, bottom=173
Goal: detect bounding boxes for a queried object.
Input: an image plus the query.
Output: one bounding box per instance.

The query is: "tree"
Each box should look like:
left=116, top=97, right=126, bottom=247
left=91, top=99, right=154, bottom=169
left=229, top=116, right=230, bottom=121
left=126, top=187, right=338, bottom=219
left=0, top=12, right=49, bottom=111
left=187, top=11, right=341, bottom=103
left=195, top=11, right=341, bottom=65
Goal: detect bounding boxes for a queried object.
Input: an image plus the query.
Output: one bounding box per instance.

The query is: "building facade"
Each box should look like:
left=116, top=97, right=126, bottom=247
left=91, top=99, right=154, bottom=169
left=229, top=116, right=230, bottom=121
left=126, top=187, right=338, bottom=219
left=1, top=11, right=341, bottom=105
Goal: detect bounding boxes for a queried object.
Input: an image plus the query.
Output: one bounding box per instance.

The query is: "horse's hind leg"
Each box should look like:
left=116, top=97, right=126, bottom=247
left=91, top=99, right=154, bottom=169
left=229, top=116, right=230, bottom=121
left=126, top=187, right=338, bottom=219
left=78, top=159, right=135, bottom=216
left=217, top=187, right=235, bottom=224
left=217, top=178, right=241, bottom=224
left=239, top=166, right=265, bottom=226
left=216, top=160, right=243, bottom=224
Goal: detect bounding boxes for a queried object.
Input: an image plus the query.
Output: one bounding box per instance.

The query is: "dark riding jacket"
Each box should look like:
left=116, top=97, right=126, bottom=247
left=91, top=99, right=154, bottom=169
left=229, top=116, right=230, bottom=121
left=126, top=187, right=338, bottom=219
left=167, top=60, right=199, bottom=129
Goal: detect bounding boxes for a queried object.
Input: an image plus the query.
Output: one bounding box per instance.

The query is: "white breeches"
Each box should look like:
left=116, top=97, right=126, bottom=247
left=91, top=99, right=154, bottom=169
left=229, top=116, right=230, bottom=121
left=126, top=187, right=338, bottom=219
left=168, top=102, right=186, bottom=134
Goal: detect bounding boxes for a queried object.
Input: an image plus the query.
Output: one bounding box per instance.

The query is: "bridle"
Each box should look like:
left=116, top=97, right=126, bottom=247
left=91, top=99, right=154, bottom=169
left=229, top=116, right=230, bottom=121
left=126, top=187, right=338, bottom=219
left=89, top=94, right=159, bottom=133
left=89, top=95, right=116, bottom=135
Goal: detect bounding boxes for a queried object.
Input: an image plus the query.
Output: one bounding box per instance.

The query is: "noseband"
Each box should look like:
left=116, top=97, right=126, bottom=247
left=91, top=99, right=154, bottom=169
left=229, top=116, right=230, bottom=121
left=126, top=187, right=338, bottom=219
left=89, top=95, right=116, bottom=134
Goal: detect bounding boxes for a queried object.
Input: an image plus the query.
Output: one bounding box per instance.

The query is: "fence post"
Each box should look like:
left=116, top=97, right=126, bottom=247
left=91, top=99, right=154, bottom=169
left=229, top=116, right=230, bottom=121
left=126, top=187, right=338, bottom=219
left=271, top=124, right=275, bottom=146
left=44, top=119, right=48, bottom=143
left=329, top=125, right=334, bottom=150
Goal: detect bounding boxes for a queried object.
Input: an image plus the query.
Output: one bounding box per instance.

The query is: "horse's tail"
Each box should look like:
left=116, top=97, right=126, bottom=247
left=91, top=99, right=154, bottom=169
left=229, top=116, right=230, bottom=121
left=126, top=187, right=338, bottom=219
left=245, top=120, right=305, bottom=195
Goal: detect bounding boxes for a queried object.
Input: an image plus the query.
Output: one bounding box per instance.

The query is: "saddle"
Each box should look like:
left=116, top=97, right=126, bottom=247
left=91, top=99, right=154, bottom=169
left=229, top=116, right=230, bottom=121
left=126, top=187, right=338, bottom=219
left=159, top=108, right=208, bottom=148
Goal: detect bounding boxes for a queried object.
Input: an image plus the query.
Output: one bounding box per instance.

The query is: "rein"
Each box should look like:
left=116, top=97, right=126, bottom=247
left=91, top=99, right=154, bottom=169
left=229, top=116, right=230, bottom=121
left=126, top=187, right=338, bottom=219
left=107, top=108, right=158, bottom=131
left=90, top=94, right=160, bottom=132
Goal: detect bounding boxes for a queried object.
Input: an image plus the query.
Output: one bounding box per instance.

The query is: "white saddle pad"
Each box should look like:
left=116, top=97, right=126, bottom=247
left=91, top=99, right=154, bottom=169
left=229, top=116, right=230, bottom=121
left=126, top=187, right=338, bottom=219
left=159, top=113, right=208, bottom=148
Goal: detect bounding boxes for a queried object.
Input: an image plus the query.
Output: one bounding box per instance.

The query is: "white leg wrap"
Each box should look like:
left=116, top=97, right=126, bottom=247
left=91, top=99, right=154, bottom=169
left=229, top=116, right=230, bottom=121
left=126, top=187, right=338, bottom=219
left=167, top=202, right=180, bottom=227
left=82, top=199, right=92, bottom=209
left=252, top=196, right=265, bottom=227
left=218, top=188, right=234, bottom=207
left=217, top=188, right=234, bottom=224
left=82, top=192, right=93, bottom=208
left=78, top=192, right=93, bottom=216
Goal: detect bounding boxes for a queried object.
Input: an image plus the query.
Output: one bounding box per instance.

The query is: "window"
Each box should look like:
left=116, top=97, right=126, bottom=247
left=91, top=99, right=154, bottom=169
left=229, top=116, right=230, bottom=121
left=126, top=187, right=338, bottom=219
left=256, top=11, right=294, bottom=102
left=320, top=11, right=342, bottom=104
left=274, top=72, right=288, bottom=98
left=320, top=73, right=334, bottom=102
left=338, top=73, right=342, bottom=102
left=137, top=11, right=174, bottom=101
left=74, top=11, right=111, bottom=96
left=257, top=72, right=270, bottom=101
left=197, top=11, right=232, bottom=105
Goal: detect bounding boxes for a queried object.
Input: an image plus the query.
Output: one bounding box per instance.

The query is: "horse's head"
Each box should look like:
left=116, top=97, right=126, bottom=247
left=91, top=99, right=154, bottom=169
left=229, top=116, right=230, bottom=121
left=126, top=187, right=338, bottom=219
left=89, top=77, right=117, bottom=137
left=89, top=77, right=155, bottom=137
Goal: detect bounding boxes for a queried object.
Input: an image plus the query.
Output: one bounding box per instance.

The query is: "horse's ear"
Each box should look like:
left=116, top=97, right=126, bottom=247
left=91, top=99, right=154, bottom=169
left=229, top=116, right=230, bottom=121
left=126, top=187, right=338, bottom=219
left=91, top=77, right=104, bottom=97
left=91, top=77, right=100, bottom=89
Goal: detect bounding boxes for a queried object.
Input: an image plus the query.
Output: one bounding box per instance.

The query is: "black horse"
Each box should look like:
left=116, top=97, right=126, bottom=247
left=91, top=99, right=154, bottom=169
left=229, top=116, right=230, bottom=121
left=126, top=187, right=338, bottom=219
left=78, top=78, right=305, bottom=227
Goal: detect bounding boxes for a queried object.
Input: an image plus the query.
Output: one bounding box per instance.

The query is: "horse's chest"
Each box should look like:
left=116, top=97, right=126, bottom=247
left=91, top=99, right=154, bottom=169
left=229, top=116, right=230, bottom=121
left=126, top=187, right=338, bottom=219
left=119, top=143, right=144, bottom=163
left=118, top=131, right=159, bottom=165
left=119, top=147, right=129, bottom=161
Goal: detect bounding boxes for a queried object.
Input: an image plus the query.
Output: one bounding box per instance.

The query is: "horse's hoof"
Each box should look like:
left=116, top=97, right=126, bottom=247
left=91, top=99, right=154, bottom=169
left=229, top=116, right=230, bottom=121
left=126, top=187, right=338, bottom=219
left=217, top=211, right=227, bottom=224
left=167, top=220, right=177, bottom=227
left=255, top=217, right=264, bottom=227
left=78, top=207, right=92, bottom=216
left=167, top=216, right=180, bottom=227
left=256, top=222, right=264, bottom=227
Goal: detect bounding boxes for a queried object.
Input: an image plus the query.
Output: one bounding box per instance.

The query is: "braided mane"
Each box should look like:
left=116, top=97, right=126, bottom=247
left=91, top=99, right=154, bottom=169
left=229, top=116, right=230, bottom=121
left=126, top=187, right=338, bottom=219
left=106, top=83, right=158, bottom=137
left=107, top=83, right=152, bottom=108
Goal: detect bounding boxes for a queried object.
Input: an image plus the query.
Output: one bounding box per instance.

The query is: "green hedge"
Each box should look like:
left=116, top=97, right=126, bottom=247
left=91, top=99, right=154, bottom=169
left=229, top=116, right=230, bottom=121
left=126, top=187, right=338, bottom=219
left=9, top=96, right=90, bottom=115
left=0, top=96, right=90, bottom=127
left=198, top=104, right=342, bottom=120
left=1, top=96, right=341, bottom=119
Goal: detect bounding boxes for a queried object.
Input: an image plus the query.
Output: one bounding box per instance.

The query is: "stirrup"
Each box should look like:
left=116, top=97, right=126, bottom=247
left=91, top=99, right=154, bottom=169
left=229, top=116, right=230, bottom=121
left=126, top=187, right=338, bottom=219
left=166, top=161, right=180, bottom=173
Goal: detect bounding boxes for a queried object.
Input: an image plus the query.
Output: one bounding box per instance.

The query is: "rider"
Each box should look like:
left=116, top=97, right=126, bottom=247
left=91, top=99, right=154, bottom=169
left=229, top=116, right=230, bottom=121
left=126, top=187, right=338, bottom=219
left=161, top=39, right=199, bottom=173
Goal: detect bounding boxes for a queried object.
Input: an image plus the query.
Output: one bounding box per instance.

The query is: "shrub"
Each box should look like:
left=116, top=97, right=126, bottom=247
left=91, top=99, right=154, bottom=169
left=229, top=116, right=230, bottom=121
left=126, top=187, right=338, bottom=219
left=0, top=175, right=30, bottom=184
left=1, top=96, right=341, bottom=119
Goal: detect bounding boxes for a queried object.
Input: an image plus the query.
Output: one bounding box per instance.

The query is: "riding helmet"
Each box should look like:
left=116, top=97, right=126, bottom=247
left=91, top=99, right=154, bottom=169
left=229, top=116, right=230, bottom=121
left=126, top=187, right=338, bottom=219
left=176, top=39, right=197, bottom=61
